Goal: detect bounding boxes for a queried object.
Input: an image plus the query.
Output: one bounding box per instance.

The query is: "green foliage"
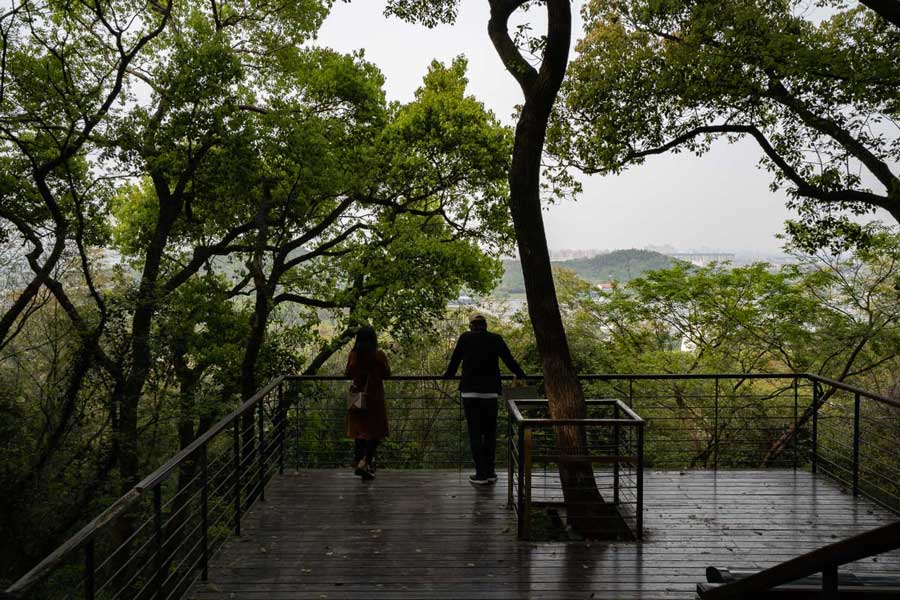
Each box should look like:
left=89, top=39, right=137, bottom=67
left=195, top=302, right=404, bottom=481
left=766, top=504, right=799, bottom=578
left=383, top=0, right=460, bottom=27
left=411, top=232, right=900, bottom=470
left=550, top=0, right=900, bottom=249
left=0, top=0, right=515, bottom=585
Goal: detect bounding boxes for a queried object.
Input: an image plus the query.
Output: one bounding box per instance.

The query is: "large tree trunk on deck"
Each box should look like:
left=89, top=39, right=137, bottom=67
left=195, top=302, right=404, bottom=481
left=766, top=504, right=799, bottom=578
left=490, top=0, right=627, bottom=538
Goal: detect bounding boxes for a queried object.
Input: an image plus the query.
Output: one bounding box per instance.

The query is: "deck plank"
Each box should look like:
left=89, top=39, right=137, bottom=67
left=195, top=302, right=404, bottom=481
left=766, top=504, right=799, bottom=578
left=191, top=470, right=899, bottom=599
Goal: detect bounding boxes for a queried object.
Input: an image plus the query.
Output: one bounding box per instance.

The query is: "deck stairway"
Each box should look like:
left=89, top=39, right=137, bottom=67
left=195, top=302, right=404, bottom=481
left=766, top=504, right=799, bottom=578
left=698, top=520, right=900, bottom=599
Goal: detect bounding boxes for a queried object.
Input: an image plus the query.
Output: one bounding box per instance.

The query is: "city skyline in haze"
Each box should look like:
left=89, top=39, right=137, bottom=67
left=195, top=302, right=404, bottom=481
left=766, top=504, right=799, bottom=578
left=315, top=1, right=891, bottom=255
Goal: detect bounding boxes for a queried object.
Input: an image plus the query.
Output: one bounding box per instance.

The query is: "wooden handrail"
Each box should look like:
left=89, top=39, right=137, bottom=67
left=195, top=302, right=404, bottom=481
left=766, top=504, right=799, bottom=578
left=702, top=520, right=900, bottom=599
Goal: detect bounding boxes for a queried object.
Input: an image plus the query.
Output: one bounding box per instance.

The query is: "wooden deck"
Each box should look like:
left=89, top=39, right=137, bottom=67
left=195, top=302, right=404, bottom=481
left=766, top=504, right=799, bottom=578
left=191, top=470, right=900, bottom=599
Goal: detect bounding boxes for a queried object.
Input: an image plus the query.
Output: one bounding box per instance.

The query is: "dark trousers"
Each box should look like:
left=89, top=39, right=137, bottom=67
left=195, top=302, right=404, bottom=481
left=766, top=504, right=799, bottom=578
left=463, top=397, right=498, bottom=478
left=353, top=438, right=379, bottom=466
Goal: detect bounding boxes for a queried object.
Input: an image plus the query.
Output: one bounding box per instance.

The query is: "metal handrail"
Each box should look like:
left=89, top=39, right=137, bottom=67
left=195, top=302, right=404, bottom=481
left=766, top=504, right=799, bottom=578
left=137, top=377, right=285, bottom=491
left=807, top=373, right=900, bottom=409
left=6, top=375, right=287, bottom=597
left=7, top=371, right=898, bottom=599
left=288, top=372, right=900, bottom=410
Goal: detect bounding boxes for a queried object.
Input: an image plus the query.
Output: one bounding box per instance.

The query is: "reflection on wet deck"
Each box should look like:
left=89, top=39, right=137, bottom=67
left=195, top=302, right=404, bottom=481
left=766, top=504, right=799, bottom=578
left=192, top=469, right=900, bottom=600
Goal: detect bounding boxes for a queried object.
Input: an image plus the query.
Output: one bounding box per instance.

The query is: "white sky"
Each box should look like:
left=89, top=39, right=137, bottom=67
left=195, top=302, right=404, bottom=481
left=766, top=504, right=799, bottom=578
left=315, top=0, right=885, bottom=255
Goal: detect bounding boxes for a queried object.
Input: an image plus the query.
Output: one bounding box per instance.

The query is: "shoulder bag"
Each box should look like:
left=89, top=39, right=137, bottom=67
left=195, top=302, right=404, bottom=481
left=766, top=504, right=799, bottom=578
left=346, top=374, right=369, bottom=411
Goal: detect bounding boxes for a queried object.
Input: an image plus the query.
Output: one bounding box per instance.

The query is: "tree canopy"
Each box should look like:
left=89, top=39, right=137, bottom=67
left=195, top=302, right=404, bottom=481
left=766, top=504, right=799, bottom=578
left=0, top=0, right=514, bottom=581
left=549, top=0, right=900, bottom=251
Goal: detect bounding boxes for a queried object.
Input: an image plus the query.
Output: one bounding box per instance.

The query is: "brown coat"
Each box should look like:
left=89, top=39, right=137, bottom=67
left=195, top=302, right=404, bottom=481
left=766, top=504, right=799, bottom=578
left=344, top=349, right=391, bottom=440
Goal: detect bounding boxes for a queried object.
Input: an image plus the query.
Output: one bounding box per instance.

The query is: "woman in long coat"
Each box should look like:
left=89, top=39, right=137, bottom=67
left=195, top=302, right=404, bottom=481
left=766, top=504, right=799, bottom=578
left=345, top=326, right=390, bottom=480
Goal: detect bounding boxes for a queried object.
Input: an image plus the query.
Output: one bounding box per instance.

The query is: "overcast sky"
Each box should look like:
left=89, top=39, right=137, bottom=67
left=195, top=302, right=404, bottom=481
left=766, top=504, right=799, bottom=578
left=315, top=1, right=879, bottom=255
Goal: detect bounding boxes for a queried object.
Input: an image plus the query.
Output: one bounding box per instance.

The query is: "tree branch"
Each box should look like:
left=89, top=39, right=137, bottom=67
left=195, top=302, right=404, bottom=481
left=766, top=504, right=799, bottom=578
left=588, top=123, right=895, bottom=212
left=766, top=80, right=899, bottom=197
left=280, top=222, right=366, bottom=272
left=162, top=221, right=256, bottom=294
left=858, top=0, right=900, bottom=28
left=272, top=293, right=342, bottom=309
left=487, top=0, right=538, bottom=94
left=275, top=196, right=355, bottom=263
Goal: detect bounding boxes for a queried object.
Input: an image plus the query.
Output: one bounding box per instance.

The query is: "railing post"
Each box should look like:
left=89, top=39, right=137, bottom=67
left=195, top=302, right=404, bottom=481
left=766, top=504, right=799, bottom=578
left=812, top=382, right=819, bottom=475
left=278, top=381, right=286, bottom=475
left=853, top=392, right=860, bottom=497
left=84, top=538, right=95, bottom=600
left=458, top=389, right=463, bottom=473
left=823, top=564, right=839, bottom=600
left=153, top=485, right=164, bottom=600
left=258, top=398, right=266, bottom=502
left=713, top=377, right=719, bottom=471
left=233, top=420, right=242, bottom=536
left=636, top=423, right=644, bottom=541
left=613, top=403, right=620, bottom=506
left=628, top=379, right=633, bottom=408
left=517, top=425, right=526, bottom=538
left=507, top=410, right=514, bottom=509
left=522, top=426, right=532, bottom=540
left=200, top=445, right=209, bottom=581
left=793, top=377, right=799, bottom=471
left=295, top=392, right=302, bottom=470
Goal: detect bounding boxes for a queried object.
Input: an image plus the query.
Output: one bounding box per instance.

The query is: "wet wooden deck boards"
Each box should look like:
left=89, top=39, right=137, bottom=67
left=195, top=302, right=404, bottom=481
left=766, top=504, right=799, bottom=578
left=191, top=470, right=900, bottom=599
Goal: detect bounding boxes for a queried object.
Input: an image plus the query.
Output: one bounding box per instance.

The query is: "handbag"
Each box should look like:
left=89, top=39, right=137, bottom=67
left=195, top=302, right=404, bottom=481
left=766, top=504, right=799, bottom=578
left=346, top=374, right=369, bottom=411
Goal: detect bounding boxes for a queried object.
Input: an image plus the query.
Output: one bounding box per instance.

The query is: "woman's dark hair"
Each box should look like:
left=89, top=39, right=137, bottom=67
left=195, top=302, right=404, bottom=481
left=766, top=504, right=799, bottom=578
left=353, top=326, right=378, bottom=355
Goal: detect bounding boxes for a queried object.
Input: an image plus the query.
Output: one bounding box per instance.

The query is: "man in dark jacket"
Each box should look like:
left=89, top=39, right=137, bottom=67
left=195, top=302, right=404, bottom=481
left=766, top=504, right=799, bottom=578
left=444, top=313, right=526, bottom=485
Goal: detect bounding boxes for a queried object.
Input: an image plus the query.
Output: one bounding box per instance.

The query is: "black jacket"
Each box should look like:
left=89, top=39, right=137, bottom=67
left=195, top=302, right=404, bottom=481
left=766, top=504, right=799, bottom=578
left=443, top=330, right=526, bottom=394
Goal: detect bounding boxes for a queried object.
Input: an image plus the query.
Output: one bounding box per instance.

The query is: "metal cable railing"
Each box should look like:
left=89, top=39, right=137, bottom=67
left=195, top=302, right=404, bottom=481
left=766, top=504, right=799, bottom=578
left=4, top=372, right=898, bottom=599
left=5, top=377, right=288, bottom=600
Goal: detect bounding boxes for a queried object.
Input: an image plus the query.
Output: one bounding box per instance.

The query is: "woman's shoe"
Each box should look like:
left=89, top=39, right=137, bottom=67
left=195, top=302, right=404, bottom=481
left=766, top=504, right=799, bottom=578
left=360, top=466, right=375, bottom=481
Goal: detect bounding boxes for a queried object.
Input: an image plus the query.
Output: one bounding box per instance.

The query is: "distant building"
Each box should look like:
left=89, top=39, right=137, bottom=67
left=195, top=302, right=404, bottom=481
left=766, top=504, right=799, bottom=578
left=550, top=248, right=607, bottom=261
left=668, top=253, right=735, bottom=267
left=454, top=293, right=475, bottom=306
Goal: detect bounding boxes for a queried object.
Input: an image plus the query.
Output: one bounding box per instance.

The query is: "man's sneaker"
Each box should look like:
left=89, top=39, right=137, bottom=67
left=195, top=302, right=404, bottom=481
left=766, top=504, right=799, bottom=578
left=486, top=474, right=498, bottom=483
left=469, top=475, right=490, bottom=485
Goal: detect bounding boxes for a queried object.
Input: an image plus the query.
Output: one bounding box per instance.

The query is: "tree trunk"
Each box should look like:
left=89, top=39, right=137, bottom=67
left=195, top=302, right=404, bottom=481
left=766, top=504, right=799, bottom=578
left=510, top=99, right=626, bottom=538
left=491, top=0, right=627, bottom=538
left=118, top=197, right=182, bottom=492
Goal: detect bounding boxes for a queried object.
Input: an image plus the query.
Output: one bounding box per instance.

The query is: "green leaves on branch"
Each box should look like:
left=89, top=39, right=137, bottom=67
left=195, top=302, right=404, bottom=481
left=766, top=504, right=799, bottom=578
left=383, top=0, right=460, bottom=27
left=550, top=0, right=900, bottom=250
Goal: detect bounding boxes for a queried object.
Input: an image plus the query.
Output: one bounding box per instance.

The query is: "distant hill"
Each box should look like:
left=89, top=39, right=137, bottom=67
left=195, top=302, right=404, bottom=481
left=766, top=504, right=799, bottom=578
left=497, top=249, right=679, bottom=295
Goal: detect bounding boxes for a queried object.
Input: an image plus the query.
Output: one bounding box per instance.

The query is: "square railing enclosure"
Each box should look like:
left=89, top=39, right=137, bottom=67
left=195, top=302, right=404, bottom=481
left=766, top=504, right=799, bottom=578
left=507, top=398, right=645, bottom=541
